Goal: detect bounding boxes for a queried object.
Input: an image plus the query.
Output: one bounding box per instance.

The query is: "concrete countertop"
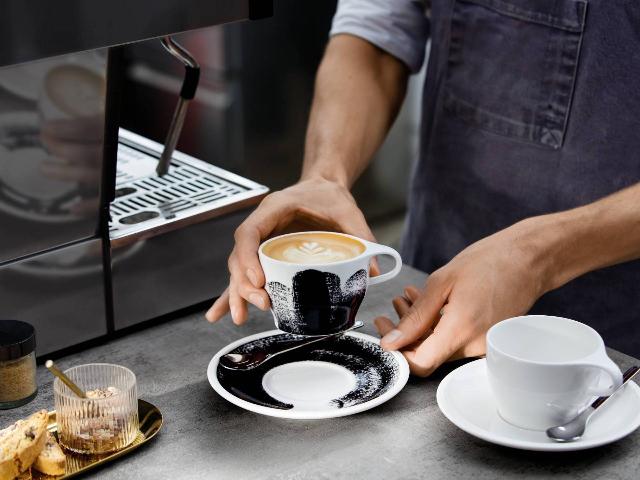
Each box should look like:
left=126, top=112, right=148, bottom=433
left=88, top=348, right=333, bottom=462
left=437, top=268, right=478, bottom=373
left=4, top=265, right=640, bottom=479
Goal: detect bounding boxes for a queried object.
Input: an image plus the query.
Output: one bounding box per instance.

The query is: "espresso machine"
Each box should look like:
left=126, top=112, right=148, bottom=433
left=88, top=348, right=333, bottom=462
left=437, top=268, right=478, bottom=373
left=0, top=0, right=272, bottom=356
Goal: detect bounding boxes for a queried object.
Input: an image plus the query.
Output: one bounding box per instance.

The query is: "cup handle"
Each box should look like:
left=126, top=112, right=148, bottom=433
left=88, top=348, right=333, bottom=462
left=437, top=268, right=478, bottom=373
left=580, top=354, right=623, bottom=396
left=363, top=242, right=402, bottom=286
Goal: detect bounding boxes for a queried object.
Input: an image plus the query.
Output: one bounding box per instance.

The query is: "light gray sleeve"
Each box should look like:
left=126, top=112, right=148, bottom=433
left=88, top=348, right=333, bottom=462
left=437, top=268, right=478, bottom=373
left=329, top=0, right=430, bottom=73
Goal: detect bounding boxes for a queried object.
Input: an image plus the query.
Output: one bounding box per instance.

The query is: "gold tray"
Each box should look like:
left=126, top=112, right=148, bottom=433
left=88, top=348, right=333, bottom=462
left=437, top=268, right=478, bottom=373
left=36, top=399, right=163, bottom=479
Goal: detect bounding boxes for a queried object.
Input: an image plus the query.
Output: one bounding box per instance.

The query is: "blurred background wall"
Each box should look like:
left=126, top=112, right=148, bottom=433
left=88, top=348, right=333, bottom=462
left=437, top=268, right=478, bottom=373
left=119, top=0, right=425, bottom=250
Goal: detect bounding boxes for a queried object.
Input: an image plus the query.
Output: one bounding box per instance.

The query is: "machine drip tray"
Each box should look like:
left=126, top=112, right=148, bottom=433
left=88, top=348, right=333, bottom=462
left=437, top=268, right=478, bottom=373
left=119, top=210, right=160, bottom=224
left=110, top=129, right=268, bottom=247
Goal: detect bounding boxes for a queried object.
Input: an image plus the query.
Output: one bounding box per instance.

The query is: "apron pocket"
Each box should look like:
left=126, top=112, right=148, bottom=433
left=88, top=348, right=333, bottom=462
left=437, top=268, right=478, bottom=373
left=444, top=0, right=587, bottom=149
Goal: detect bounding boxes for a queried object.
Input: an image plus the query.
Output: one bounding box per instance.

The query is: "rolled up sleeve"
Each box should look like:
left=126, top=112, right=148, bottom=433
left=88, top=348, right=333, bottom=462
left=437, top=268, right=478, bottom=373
left=330, top=0, right=430, bottom=73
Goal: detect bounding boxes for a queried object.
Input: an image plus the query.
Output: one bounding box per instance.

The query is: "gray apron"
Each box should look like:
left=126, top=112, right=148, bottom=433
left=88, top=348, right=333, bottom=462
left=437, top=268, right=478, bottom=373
left=401, top=0, right=640, bottom=356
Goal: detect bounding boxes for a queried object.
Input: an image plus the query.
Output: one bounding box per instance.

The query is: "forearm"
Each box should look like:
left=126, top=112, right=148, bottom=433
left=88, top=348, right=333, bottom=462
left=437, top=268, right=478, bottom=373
left=300, top=34, right=409, bottom=188
left=517, top=183, right=640, bottom=293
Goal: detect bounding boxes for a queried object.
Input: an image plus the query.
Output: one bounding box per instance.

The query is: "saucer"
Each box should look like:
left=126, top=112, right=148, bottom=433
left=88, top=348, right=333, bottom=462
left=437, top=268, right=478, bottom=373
left=207, top=330, right=409, bottom=419
left=436, top=359, right=640, bottom=451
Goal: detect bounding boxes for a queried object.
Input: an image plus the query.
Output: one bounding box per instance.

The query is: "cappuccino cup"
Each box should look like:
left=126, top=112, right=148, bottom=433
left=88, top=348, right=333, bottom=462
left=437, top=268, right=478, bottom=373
left=486, top=315, right=623, bottom=431
left=258, top=231, right=402, bottom=336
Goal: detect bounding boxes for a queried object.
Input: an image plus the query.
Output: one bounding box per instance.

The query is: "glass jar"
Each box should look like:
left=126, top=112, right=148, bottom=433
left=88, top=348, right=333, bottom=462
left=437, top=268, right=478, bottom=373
left=54, top=363, right=138, bottom=454
left=0, top=320, right=38, bottom=409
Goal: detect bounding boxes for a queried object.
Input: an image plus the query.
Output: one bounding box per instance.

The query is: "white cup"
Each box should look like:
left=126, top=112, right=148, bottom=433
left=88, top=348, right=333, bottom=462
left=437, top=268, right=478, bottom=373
left=486, top=315, right=622, bottom=431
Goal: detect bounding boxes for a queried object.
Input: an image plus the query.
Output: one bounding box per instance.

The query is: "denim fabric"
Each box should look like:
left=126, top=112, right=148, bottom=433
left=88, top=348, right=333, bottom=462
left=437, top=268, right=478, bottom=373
left=401, top=0, right=640, bottom=356
left=445, top=0, right=586, bottom=148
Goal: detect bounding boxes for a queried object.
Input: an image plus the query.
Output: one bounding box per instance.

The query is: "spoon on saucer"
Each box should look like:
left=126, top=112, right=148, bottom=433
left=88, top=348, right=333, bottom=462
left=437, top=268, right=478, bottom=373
left=546, top=365, right=640, bottom=442
left=220, top=320, right=364, bottom=371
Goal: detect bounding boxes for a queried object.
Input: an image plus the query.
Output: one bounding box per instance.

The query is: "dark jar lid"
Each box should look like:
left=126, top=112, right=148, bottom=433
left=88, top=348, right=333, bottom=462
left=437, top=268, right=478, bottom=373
left=0, top=320, right=36, bottom=361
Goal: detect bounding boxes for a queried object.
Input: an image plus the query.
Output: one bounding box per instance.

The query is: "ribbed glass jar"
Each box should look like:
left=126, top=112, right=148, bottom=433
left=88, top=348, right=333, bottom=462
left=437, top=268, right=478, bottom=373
left=54, top=363, right=138, bottom=454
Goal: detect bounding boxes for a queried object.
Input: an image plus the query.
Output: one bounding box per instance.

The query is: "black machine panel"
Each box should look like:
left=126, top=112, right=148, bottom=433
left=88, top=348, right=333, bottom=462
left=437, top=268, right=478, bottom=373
left=0, top=239, right=108, bottom=355
left=0, top=51, right=107, bottom=264
left=0, top=0, right=272, bottom=68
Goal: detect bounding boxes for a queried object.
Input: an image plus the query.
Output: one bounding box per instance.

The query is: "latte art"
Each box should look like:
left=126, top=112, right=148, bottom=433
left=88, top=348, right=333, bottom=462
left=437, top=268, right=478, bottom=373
left=281, top=241, right=351, bottom=263
left=263, top=233, right=365, bottom=264
left=299, top=242, right=324, bottom=255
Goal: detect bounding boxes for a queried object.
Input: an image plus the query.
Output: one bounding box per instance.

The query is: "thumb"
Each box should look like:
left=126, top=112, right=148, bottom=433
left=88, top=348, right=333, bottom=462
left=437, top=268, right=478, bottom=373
left=405, top=312, right=467, bottom=377
left=380, top=276, right=447, bottom=351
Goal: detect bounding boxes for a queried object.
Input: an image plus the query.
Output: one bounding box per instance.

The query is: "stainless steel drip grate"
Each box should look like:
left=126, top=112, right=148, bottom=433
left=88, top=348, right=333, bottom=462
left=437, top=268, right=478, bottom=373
left=109, top=129, right=268, bottom=246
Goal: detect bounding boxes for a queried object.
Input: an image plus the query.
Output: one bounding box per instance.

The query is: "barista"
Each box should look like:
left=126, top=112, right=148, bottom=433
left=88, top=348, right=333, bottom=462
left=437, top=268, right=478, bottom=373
left=207, top=0, right=640, bottom=375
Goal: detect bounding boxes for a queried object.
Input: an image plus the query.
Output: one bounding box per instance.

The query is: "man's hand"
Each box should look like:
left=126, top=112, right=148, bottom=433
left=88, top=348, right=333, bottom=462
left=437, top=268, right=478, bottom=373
left=206, top=35, right=407, bottom=327
left=205, top=177, right=377, bottom=325
left=374, top=181, right=640, bottom=377
left=206, top=35, right=408, bottom=325
left=374, top=220, right=548, bottom=377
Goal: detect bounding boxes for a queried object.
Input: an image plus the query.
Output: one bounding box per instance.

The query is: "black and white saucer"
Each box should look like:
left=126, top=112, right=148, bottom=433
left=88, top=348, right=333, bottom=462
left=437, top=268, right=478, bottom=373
left=207, top=330, right=409, bottom=419
left=437, top=359, right=640, bottom=451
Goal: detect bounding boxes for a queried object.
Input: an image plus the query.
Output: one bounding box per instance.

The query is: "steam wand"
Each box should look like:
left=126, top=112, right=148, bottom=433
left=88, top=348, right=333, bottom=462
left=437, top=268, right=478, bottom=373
left=157, top=36, right=200, bottom=176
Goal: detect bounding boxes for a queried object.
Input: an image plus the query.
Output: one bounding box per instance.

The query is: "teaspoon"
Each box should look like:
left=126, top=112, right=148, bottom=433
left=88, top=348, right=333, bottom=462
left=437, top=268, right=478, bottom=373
left=546, top=365, right=639, bottom=442
left=220, top=320, right=364, bottom=371
left=45, top=359, right=87, bottom=398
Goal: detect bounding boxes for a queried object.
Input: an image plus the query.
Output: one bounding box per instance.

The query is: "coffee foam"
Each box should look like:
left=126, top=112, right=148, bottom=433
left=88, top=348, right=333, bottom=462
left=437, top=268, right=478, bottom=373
left=263, top=233, right=365, bottom=264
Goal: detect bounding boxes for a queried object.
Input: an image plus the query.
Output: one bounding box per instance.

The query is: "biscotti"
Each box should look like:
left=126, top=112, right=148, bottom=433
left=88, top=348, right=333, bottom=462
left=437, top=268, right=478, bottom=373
left=0, top=410, right=48, bottom=480
left=14, top=468, right=31, bottom=480
left=33, top=431, right=66, bottom=476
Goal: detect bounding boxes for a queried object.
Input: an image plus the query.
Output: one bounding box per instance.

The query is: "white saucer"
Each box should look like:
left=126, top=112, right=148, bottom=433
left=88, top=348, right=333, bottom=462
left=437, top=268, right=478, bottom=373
left=207, top=330, right=409, bottom=420
left=437, top=359, right=640, bottom=451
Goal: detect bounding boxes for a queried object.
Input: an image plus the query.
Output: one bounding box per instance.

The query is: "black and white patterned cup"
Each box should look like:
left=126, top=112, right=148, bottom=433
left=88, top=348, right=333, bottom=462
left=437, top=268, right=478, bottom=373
left=258, top=231, right=402, bottom=336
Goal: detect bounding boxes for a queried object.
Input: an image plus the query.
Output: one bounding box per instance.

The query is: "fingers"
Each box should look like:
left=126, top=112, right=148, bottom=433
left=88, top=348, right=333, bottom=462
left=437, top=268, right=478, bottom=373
left=228, top=282, right=248, bottom=325
left=378, top=291, right=483, bottom=376
left=233, top=223, right=268, bottom=290
left=404, top=285, right=422, bottom=303
left=375, top=299, right=430, bottom=353
left=205, top=277, right=268, bottom=325
left=227, top=198, right=294, bottom=311
left=205, top=288, right=230, bottom=322
left=380, top=276, right=448, bottom=351
left=372, top=295, right=411, bottom=338
left=402, top=314, right=466, bottom=377
left=402, top=285, right=442, bottom=328
left=210, top=182, right=377, bottom=328
left=373, top=316, right=396, bottom=337
left=374, top=314, right=428, bottom=350
left=392, top=296, right=411, bottom=318
left=369, top=258, right=381, bottom=277
left=226, top=199, right=288, bottom=312
left=228, top=250, right=270, bottom=311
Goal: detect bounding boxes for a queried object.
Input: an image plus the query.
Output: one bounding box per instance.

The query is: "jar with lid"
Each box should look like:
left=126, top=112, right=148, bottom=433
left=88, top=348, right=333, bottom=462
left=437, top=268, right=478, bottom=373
left=0, top=320, right=38, bottom=409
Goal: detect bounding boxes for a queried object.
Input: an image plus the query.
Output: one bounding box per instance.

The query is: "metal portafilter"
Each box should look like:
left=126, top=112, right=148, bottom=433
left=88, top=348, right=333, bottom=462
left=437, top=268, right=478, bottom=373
left=156, top=36, right=200, bottom=176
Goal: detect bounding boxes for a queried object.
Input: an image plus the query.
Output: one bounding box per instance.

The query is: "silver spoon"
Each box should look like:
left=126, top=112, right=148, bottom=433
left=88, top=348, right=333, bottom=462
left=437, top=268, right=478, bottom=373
left=220, top=320, right=364, bottom=371
left=546, top=365, right=639, bottom=442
